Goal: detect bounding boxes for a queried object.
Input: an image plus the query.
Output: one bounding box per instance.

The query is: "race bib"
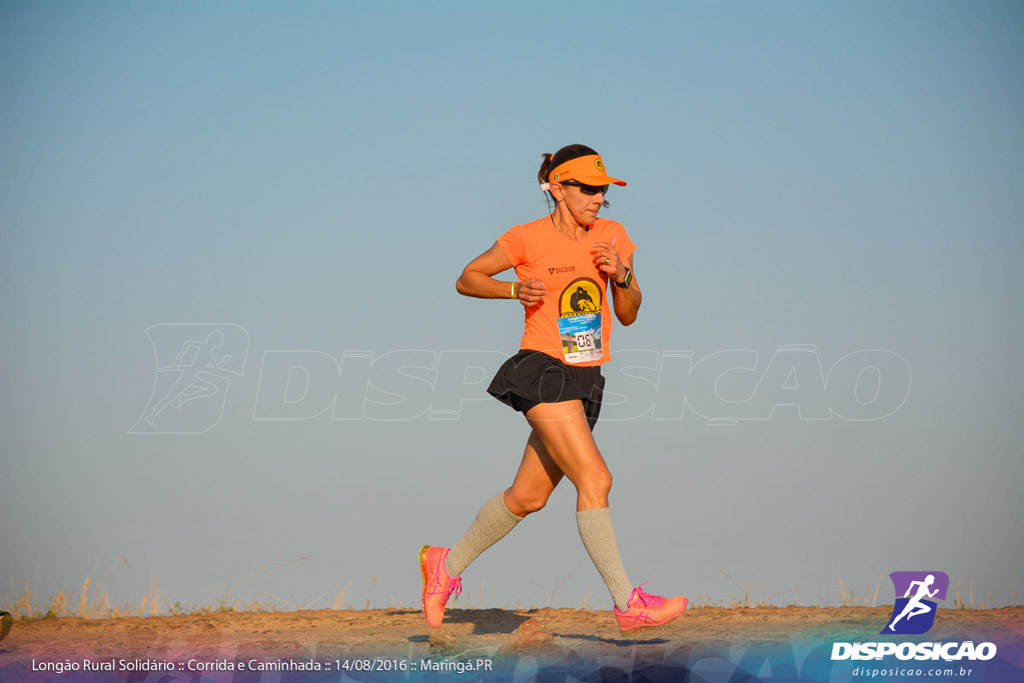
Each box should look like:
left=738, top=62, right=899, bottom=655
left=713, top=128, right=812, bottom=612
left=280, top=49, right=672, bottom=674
left=558, top=277, right=603, bottom=364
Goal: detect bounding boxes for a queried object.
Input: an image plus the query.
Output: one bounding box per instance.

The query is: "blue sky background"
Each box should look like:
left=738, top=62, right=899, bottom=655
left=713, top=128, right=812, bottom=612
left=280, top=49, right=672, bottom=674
left=1, top=1, right=1022, bottom=612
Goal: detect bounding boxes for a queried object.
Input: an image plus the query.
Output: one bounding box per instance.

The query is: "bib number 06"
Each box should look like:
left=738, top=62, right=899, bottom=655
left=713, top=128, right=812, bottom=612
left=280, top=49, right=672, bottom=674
left=575, top=332, right=596, bottom=350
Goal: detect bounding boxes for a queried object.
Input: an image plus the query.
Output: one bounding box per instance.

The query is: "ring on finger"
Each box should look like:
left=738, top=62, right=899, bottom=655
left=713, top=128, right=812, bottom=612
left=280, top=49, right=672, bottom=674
left=603, top=256, right=610, bottom=264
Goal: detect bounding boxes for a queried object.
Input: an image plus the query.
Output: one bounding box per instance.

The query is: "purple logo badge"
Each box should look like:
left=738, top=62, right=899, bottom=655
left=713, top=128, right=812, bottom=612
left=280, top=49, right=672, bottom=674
left=881, top=571, right=949, bottom=635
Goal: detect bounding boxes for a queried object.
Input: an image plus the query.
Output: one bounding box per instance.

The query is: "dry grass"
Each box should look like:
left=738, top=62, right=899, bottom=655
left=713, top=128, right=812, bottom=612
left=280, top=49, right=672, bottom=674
left=837, top=574, right=884, bottom=607
left=4, top=574, right=167, bottom=620
left=686, top=570, right=799, bottom=608
left=4, top=567, right=1017, bottom=621
left=2, top=573, right=287, bottom=620
left=2, top=559, right=292, bottom=620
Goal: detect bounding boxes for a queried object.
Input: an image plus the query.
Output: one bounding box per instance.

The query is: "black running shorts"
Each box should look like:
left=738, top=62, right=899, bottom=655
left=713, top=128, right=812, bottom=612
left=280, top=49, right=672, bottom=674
left=487, top=350, right=605, bottom=431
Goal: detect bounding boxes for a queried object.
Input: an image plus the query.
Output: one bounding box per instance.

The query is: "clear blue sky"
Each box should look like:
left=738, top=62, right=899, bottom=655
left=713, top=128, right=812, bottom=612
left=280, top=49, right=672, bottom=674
left=2, top=1, right=1022, bottom=612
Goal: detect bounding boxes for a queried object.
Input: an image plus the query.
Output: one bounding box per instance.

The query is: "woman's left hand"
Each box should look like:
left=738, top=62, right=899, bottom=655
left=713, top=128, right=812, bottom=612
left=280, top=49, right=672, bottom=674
left=591, top=237, right=626, bottom=282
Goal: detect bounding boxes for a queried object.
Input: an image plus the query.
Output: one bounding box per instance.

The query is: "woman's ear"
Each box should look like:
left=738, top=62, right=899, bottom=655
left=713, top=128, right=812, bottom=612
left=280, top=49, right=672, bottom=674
left=549, top=182, right=564, bottom=202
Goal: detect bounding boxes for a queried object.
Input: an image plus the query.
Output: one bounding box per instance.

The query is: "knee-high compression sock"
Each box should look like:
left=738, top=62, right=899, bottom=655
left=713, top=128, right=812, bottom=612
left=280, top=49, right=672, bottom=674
left=444, top=491, right=524, bottom=577
left=576, top=507, right=633, bottom=611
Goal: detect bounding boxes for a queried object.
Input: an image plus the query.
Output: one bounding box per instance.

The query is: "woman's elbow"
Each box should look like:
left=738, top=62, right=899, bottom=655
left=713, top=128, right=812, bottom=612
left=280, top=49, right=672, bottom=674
left=455, top=270, right=471, bottom=295
left=617, top=301, right=641, bottom=326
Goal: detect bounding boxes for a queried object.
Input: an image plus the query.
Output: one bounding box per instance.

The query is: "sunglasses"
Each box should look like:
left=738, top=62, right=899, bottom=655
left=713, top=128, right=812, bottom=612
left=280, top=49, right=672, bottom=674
left=561, top=181, right=609, bottom=196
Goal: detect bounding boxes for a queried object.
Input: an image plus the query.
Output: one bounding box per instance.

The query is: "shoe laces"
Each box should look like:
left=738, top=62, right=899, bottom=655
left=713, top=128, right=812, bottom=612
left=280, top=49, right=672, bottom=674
left=442, top=576, right=463, bottom=601
left=428, top=557, right=463, bottom=600
left=629, top=582, right=666, bottom=609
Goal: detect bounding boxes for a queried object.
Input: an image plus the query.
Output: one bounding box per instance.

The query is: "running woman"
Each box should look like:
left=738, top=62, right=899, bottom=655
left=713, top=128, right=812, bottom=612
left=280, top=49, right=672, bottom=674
left=420, top=144, right=687, bottom=636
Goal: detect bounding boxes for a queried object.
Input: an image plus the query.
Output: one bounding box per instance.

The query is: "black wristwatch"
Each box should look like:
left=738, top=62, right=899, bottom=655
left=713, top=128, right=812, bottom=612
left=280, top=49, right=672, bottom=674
left=614, top=267, right=633, bottom=289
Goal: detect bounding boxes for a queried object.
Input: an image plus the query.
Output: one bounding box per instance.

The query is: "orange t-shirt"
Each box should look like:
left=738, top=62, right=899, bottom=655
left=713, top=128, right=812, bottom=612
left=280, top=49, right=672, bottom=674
left=497, top=216, right=637, bottom=367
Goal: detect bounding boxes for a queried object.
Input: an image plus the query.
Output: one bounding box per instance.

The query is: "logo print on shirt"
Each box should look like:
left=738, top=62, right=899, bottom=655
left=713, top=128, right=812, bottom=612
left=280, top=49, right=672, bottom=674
left=559, top=278, right=602, bottom=317
left=548, top=266, right=576, bottom=275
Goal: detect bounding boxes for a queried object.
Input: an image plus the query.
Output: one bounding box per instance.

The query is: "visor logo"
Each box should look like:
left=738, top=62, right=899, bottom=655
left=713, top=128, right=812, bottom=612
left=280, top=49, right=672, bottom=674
left=595, top=158, right=605, bottom=171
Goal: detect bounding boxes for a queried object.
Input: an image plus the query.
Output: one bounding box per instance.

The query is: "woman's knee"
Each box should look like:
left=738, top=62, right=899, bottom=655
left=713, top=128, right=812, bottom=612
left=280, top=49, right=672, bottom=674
left=505, top=487, right=551, bottom=516
left=577, top=469, right=613, bottom=498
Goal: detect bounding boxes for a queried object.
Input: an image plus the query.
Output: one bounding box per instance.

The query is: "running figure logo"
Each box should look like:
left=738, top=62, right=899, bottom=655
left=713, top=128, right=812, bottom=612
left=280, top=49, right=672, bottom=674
left=881, top=571, right=949, bottom=635
left=130, top=324, right=249, bottom=434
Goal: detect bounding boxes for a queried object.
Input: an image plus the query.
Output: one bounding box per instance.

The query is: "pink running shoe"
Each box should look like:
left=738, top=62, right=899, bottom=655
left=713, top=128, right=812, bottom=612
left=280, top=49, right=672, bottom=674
left=614, top=582, right=688, bottom=635
left=419, top=545, right=462, bottom=628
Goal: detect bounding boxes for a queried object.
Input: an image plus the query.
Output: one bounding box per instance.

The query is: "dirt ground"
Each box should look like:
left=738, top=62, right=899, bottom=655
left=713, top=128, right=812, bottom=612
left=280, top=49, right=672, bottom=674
left=2, top=606, right=1022, bottom=681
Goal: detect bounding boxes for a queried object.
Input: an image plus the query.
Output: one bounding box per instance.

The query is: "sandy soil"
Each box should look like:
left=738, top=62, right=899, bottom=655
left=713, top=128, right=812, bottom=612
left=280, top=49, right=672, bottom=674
left=2, top=606, right=1022, bottom=680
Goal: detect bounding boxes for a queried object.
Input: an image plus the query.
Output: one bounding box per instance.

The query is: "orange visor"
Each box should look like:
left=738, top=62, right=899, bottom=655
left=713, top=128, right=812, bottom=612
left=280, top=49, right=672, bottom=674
left=548, top=154, right=626, bottom=187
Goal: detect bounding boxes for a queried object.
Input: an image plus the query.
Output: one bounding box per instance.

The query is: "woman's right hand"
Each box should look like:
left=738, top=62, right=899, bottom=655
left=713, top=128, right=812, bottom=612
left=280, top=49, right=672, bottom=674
left=516, top=278, right=546, bottom=307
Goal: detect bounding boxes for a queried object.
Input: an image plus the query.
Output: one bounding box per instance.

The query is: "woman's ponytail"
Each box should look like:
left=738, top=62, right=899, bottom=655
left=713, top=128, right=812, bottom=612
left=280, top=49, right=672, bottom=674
left=537, top=153, right=554, bottom=186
